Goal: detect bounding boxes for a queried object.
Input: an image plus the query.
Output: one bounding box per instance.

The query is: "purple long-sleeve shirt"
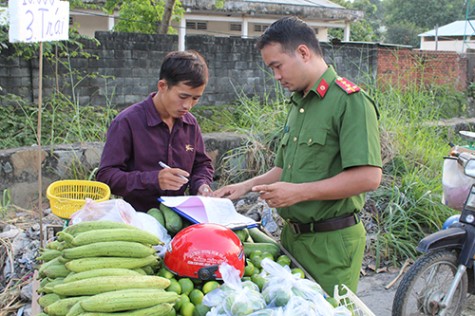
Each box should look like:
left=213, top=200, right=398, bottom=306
left=96, top=93, right=214, bottom=212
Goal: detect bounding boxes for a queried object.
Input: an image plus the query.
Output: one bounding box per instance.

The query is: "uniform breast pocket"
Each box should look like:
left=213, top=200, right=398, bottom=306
left=296, top=129, right=327, bottom=170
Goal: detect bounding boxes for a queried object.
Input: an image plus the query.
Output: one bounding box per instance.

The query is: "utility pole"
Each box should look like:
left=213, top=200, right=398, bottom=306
left=464, top=0, right=475, bottom=52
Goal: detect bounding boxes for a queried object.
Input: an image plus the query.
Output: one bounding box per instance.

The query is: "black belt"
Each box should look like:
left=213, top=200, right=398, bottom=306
left=287, top=213, right=359, bottom=234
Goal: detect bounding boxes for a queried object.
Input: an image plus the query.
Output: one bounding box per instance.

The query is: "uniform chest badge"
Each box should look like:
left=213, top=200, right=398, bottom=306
left=185, top=144, right=194, bottom=152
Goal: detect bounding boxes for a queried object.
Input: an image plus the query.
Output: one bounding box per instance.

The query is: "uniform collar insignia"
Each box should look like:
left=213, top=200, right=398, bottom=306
left=315, top=78, right=329, bottom=98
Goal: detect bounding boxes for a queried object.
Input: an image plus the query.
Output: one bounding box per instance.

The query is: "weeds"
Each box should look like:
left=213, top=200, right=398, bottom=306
left=215, top=81, right=289, bottom=184
left=0, top=189, right=11, bottom=219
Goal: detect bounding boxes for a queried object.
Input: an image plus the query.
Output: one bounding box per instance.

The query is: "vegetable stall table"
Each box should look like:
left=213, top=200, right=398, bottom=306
left=32, top=187, right=375, bottom=316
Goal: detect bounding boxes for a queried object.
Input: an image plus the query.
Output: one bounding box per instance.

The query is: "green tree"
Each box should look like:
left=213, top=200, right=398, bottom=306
left=104, top=0, right=184, bottom=34
left=384, top=20, right=422, bottom=47
left=329, top=0, right=380, bottom=42
left=383, top=0, right=465, bottom=46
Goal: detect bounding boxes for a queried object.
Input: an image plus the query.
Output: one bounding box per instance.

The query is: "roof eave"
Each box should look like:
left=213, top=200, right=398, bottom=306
left=183, top=2, right=363, bottom=22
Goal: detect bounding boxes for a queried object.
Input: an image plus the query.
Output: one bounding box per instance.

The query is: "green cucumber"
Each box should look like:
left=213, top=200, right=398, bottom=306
left=147, top=208, right=165, bottom=227
left=248, top=228, right=279, bottom=246
left=159, top=204, right=183, bottom=234
left=234, top=228, right=250, bottom=243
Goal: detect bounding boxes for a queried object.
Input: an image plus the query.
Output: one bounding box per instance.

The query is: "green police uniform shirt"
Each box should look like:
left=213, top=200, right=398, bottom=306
left=275, top=66, right=382, bottom=223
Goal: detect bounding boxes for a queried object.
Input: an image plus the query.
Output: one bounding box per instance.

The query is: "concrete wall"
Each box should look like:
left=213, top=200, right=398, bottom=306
left=1, top=33, right=381, bottom=109
left=1, top=33, right=468, bottom=110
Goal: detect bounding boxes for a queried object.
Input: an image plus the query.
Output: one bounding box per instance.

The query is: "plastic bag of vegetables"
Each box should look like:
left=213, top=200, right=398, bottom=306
left=260, top=258, right=323, bottom=305
left=203, top=263, right=267, bottom=316
left=260, top=258, right=349, bottom=315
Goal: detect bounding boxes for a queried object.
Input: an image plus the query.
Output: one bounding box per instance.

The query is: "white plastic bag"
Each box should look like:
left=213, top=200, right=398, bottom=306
left=260, top=258, right=340, bottom=316
left=203, top=263, right=267, bottom=316
left=69, top=199, right=171, bottom=254
left=442, top=157, right=475, bottom=210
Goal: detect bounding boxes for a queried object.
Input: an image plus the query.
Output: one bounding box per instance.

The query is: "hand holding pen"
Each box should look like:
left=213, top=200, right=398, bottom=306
left=158, top=161, right=189, bottom=191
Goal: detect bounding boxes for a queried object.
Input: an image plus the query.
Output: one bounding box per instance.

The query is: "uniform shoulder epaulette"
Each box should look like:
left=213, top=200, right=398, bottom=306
left=335, top=77, right=360, bottom=94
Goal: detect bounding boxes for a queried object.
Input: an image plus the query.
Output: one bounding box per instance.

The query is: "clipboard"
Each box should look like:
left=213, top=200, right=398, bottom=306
left=158, top=196, right=258, bottom=229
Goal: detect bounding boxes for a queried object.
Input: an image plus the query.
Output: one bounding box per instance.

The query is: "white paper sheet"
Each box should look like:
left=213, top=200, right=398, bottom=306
left=159, top=196, right=257, bottom=229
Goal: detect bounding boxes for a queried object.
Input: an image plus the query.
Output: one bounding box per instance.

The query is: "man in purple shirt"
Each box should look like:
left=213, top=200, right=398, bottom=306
left=97, top=50, right=214, bottom=212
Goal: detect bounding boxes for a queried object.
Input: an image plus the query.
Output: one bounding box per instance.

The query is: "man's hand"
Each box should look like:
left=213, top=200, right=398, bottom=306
left=158, top=168, right=189, bottom=191
left=252, top=182, right=302, bottom=208
left=213, top=183, right=250, bottom=200
left=198, top=184, right=213, bottom=197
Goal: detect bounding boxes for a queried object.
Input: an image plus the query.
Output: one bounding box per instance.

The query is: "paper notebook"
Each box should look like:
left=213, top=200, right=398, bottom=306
left=158, top=196, right=258, bottom=229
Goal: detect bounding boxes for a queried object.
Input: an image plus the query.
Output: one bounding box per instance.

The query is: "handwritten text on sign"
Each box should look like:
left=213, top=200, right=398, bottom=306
left=9, top=0, right=70, bottom=43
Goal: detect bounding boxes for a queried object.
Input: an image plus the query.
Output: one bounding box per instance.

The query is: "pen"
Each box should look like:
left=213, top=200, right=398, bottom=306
left=158, top=161, right=188, bottom=181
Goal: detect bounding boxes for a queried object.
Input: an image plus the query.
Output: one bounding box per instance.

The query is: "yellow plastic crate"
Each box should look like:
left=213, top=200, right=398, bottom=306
left=46, top=180, right=111, bottom=219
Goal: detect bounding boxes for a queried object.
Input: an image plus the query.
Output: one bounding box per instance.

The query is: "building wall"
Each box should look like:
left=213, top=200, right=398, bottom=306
left=0, top=33, right=468, bottom=110
left=0, top=33, right=379, bottom=109
left=377, top=47, right=468, bottom=91
left=420, top=38, right=466, bottom=53
left=72, top=14, right=110, bottom=38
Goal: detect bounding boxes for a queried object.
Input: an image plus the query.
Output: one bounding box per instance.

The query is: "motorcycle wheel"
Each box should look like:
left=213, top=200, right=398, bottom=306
left=392, top=249, right=467, bottom=316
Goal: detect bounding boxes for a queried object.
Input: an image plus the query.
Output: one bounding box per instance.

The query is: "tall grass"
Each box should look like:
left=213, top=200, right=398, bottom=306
left=366, top=83, right=468, bottom=266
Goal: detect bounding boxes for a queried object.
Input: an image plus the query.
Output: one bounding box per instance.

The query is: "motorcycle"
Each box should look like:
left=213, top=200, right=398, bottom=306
left=392, top=131, right=475, bottom=316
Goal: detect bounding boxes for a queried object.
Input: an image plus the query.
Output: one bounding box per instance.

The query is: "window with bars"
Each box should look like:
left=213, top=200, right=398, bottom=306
left=186, top=21, right=208, bottom=30
left=254, top=24, right=268, bottom=32
left=230, top=23, right=242, bottom=31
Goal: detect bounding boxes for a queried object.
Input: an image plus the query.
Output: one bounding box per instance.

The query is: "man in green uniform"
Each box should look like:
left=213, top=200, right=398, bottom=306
left=214, top=16, right=382, bottom=295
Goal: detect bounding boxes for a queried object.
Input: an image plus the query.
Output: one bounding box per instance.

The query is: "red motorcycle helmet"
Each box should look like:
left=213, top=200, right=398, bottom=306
left=164, top=223, right=245, bottom=280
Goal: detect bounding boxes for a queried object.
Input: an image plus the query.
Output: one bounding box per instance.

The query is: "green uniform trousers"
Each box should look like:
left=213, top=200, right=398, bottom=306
left=280, top=220, right=366, bottom=296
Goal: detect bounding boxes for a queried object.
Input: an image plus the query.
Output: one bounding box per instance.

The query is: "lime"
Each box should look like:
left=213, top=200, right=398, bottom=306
left=250, top=274, right=266, bottom=291
left=202, top=280, right=220, bottom=294
left=158, top=267, right=175, bottom=279
left=174, top=294, right=190, bottom=311
left=249, top=250, right=263, bottom=260
left=276, top=254, right=292, bottom=266
left=178, top=277, right=194, bottom=295
left=261, top=251, right=274, bottom=261
left=180, top=301, right=195, bottom=316
left=244, top=260, right=255, bottom=276
left=291, top=267, right=305, bottom=279
left=251, top=255, right=262, bottom=269
left=193, top=303, right=210, bottom=316
left=166, top=278, right=182, bottom=294
left=189, top=289, right=204, bottom=305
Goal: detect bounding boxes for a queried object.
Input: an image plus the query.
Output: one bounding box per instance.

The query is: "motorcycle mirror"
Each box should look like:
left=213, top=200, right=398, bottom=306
left=465, top=159, right=475, bottom=178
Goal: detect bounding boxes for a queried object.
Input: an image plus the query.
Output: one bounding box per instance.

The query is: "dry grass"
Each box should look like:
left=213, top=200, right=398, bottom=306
left=0, top=236, right=23, bottom=316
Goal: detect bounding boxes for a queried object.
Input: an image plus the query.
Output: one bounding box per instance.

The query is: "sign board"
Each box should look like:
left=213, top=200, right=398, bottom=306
left=9, top=0, right=69, bottom=43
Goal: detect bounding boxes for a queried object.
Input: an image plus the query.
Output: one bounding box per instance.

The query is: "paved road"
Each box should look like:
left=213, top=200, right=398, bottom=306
left=357, top=272, right=475, bottom=316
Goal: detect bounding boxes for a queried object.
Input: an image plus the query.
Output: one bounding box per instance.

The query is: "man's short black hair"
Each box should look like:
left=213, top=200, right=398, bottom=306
left=159, top=50, right=208, bottom=88
left=256, top=16, right=323, bottom=57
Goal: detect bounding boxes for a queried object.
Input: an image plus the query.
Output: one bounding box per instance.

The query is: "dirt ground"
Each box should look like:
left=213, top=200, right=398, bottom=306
left=357, top=271, right=475, bottom=316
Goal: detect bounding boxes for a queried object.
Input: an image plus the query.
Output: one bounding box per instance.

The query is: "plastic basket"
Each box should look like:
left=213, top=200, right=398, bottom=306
left=334, top=284, right=375, bottom=316
left=46, top=180, right=111, bottom=219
